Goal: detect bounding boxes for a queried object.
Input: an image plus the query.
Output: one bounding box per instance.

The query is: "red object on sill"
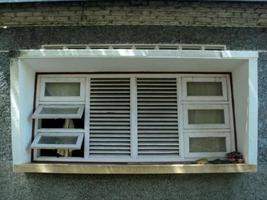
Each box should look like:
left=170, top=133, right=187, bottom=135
left=226, top=151, right=244, bottom=163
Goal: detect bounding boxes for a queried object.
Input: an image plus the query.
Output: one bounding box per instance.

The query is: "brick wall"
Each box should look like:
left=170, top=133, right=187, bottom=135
left=0, top=1, right=267, bottom=27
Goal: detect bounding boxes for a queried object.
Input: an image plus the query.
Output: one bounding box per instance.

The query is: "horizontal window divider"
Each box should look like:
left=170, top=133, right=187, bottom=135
left=181, top=101, right=230, bottom=104
left=38, top=101, right=86, bottom=104
left=183, top=129, right=231, bottom=133
left=185, top=132, right=231, bottom=137
left=37, top=128, right=85, bottom=133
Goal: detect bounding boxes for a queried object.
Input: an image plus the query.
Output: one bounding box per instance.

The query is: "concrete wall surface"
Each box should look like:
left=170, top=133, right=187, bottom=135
left=0, top=26, right=267, bottom=200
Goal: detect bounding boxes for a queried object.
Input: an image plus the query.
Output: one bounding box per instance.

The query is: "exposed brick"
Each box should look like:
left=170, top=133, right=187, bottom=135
left=0, top=1, right=267, bottom=27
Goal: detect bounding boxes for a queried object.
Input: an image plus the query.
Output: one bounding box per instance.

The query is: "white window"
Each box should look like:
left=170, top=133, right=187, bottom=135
left=184, top=132, right=231, bottom=158
left=10, top=49, right=258, bottom=173
left=32, top=104, right=85, bottom=119
left=39, top=77, right=85, bottom=102
left=31, top=131, right=84, bottom=150
left=183, top=104, right=230, bottom=129
left=30, top=74, right=235, bottom=162
left=181, top=77, right=228, bottom=101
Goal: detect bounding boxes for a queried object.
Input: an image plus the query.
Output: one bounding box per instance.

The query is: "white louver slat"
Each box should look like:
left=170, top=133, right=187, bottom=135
left=89, top=78, right=131, bottom=156
left=137, top=78, right=179, bottom=156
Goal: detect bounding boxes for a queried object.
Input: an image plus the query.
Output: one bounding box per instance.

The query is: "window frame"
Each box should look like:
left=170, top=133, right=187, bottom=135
left=10, top=49, right=258, bottom=173
left=181, top=77, right=228, bottom=101
left=32, top=104, right=85, bottom=119
left=183, top=104, right=230, bottom=130
left=31, top=131, right=84, bottom=150
left=184, top=131, right=231, bottom=158
left=32, top=73, right=235, bottom=163
left=39, top=77, right=86, bottom=102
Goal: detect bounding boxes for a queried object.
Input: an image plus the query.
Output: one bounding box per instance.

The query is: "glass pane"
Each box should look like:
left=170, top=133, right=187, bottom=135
left=45, top=82, right=80, bottom=96
left=188, top=109, right=225, bottom=124
left=187, top=82, right=223, bottom=96
left=38, top=136, right=78, bottom=145
left=189, top=137, right=226, bottom=152
left=40, top=107, right=79, bottom=115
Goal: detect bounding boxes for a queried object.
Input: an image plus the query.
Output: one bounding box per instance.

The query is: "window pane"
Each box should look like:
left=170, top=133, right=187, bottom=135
left=40, top=107, right=79, bottom=115
left=189, top=137, right=226, bottom=152
left=38, top=136, right=78, bottom=145
left=187, top=82, right=223, bottom=96
left=45, top=82, right=80, bottom=96
left=188, top=109, right=225, bottom=124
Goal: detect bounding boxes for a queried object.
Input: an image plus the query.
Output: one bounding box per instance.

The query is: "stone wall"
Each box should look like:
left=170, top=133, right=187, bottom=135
left=1, top=1, right=267, bottom=27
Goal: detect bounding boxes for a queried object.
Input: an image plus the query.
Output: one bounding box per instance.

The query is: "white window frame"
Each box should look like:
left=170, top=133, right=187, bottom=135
left=39, top=77, right=86, bottom=102
left=183, top=104, right=230, bottom=130
left=181, top=77, right=228, bottom=101
left=32, top=104, right=85, bottom=119
left=31, top=131, right=84, bottom=150
left=10, top=49, right=258, bottom=168
left=184, top=131, right=231, bottom=158
left=31, top=73, right=235, bottom=162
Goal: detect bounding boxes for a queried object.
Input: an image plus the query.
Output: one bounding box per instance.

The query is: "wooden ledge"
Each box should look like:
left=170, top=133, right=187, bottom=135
left=14, top=163, right=257, bottom=174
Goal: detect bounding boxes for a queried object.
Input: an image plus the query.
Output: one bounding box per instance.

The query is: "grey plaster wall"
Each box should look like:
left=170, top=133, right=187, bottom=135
left=0, top=26, right=266, bottom=200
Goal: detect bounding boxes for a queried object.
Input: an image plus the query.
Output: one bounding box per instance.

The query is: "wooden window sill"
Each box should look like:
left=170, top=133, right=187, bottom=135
left=14, top=163, right=257, bottom=174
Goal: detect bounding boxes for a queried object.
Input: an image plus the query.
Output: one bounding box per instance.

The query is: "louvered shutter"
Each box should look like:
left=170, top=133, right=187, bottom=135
left=89, top=78, right=131, bottom=156
left=137, top=78, right=179, bottom=156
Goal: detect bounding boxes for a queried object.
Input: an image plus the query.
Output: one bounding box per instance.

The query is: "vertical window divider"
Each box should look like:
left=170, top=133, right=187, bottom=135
left=226, top=76, right=236, bottom=152
left=84, top=77, right=90, bottom=159
left=177, top=76, right=184, bottom=159
left=130, top=76, right=138, bottom=159
left=33, top=76, right=41, bottom=160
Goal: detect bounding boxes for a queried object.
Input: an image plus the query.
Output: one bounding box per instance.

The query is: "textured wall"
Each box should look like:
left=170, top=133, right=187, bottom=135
left=0, top=26, right=267, bottom=200
left=1, top=1, right=267, bottom=27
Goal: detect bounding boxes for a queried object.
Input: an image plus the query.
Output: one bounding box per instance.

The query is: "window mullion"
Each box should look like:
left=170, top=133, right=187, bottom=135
left=177, top=77, right=184, bottom=159
left=130, top=77, right=138, bottom=159
left=84, top=77, right=90, bottom=159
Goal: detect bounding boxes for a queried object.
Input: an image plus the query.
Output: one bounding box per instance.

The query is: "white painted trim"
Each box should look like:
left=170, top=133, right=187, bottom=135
left=248, top=58, right=258, bottom=164
left=84, top=77, right=90, bottom=159
left=18, top=49, right=258, bottom=59
left=31, top=132, right=84, bottom=150
left=130, top=77, right=138, bottom=158
left=177, top=77, right=184, bottom=158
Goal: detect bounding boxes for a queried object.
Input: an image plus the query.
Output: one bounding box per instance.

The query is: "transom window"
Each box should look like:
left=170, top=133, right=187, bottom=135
left=31, top=74, right=235, bottom=162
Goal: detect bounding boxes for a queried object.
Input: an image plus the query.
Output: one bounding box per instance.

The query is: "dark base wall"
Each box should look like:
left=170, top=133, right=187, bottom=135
left=0, top=26, right=267, bottom=200
left=2, top=26, right=267, bottom=50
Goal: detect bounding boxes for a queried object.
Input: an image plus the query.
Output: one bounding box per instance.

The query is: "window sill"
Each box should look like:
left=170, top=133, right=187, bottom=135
left=13, top=163, right=257, bottom=174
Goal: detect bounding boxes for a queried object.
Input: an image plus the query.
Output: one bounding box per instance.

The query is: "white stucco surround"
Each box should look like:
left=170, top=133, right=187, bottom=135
left=10, top=49, right=258, bottom=165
